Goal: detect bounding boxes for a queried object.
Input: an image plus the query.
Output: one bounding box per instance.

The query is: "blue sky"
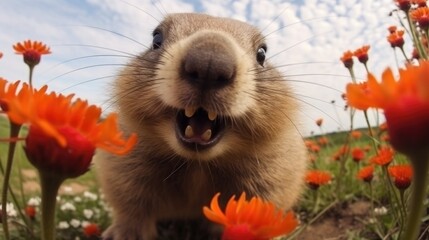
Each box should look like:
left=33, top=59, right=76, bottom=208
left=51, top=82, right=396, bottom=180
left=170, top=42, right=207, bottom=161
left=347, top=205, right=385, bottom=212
left=0, top=0, right=407, bottom=135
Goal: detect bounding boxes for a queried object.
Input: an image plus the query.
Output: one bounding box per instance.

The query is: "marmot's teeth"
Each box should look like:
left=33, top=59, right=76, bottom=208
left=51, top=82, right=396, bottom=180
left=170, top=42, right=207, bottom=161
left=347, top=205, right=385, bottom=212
left=185, top=125, right=194, bottom=138
left=208, top=111, right=217, bottom=121
left=185, top=107, right=197, bottom=118
left=201, top=129, right=212, bottom=141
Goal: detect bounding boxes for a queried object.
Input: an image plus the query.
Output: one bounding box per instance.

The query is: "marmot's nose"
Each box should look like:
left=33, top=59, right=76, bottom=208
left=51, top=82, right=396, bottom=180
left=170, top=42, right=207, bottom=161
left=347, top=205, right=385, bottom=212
left=181, top=32, right=237, bottom=90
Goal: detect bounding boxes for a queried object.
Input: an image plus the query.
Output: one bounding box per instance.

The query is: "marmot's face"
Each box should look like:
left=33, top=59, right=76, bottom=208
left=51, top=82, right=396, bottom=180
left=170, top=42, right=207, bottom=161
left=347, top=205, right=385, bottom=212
left=116, top=14, right=292, bottom=161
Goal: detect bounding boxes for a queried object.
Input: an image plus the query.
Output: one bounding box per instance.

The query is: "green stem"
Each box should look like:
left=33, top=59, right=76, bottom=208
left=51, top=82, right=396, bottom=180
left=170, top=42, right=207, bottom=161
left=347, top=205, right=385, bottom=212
left=311, top=158, right=317, bottom=169
left=335, top=108, right=354, bottom=201
left=348, top=67, right=357, bottom=83
left=375, top=109, right=380, bottom=132
left=398, top=189, right=407, bottom=238
left=331, top=102, right=343, bottom=130
left=406, top=12, right=427, bottom=60
left=1, top=123, right=21, bottom=240
left=399, top=47, right=411, bottom=63
left=312, top=190, right=320, bottom=214
left=16, top=148, right=27, bottom=217
left=40, top=172, right=63, bottom=240
left=382, top=166, right=403, bottom=226
left=368, top=182, right=374, bottom=216
left=425, top=29, right=429, bottom=51
left=364, top=63, right=370, bottom=74
left=401, top=151, right=429, bottom=240
left=15, top=149, right=33, bottom=236
left=393, top=48, right=400, bottom=69
left=0, top=155, right=30, bottom=232
left=363, top=110, right=378, bottom=151
left=28, top=66, right=34, bottom=88
left=0, top=157, right=4, bottom=175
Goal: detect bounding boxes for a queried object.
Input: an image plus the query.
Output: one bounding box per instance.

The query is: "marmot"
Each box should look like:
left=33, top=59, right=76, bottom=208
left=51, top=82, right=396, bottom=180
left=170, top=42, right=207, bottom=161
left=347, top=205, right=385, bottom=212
left=98, top=13, right=308, bottom=240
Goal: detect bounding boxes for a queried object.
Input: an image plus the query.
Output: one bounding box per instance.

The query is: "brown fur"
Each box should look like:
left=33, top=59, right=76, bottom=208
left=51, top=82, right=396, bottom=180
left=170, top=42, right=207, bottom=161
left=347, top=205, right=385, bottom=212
left=97, top=13, right=308, bottom=240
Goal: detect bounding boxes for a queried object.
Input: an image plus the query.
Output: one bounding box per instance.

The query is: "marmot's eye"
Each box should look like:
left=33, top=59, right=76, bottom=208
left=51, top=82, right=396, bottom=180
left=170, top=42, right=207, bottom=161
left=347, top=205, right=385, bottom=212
left=256, top=45, right=267, bottom=66
left=152, top=32, right=163, bottom=49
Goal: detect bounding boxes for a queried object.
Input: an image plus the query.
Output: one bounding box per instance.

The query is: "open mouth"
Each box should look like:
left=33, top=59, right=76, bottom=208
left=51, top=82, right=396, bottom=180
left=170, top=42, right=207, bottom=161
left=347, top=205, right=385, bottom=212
left=175, top=107, right=225, bottom=151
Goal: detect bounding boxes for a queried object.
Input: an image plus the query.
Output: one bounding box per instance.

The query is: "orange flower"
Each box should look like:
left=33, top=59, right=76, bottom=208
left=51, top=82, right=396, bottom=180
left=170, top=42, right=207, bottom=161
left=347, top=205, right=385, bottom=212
left=332, top=145, right=349, bottom=161
left=351, top=130, right=362, bottom=139
left=411, top=7, right=429, bottom=29
left=395, top=0, right=411, bottom=11
left=0, top=78, right=23, bottom=111
left=357, top=165, right=374, bottom=183
left=353, top=45, right=370, bottom=64
left=83, top=223, right=101, bottom=237
left=315, top=118, right=323, bottom=127
left=388, top=164, right=413, bottom=189
left=388, top=25, right=397, bottom=33
left=310, top=144, right=321, bottom=153
left=5, top=82, right=136, bottom=152
left=304, top=140, right=316, bottom=149
left=203, top=192, right=298, bottom=240
left=345, top=81, right=372, bottom=110
left=318, top=136, right=329, bottom=146
left=352, top=147, right=365, bottom=162
left=346, top=61, right=429, bottom=155
left=305, top=170, right=332, bottom=189
left=412, top=0, right=427, bottom=7
left=381, top=134, right=390, bottom=142
left=0, top=80, right=137, bottom=178
left=25, top=206, right=36, bottom=220
left=387, top=30, right=405, bottom=48
left=338, top=145, right=349, bottom=155
left=13, top=40, right=51, bottom=68
left=340, top=50, right=354, bottom=69
left=379, top=122, right=388, bottom=132
left=333, top=153, right=341, bottom=161
left=371, top=147, right=394, bottom=166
